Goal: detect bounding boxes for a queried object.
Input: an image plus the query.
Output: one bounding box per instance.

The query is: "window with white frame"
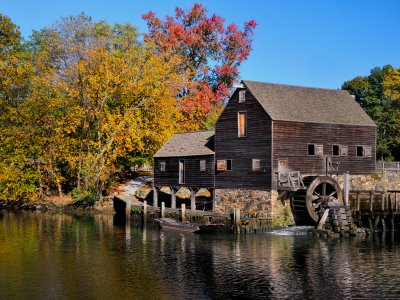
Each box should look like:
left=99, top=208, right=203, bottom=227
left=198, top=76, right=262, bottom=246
left=308, top=144, right=323, bottom=156
left=252, top=159, right=261, bottom=171
left=356, top=146, right=364, bottom=157
left=160, top=161, right=166, bottom=172
left=340, top=145, right=348, bottom=156
left=364, top=146, right=372, bottom=157
left=356, top=145, right=372, bottom=157
left=332, top=145, right=340, bottom=156
left=179, top=160, right=185, bottom=184
left=217, top=159, right=232, bottom=171
left=239, top=90, right=246, bottom=103
left=200, top=160, right=206, bottom=171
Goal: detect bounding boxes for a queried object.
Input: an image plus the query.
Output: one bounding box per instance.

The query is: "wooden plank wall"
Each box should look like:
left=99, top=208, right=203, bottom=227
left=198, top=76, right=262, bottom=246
left=215, top=89, right=272, bottom=190
left=154, top=155, right=214, bottom=188
left=272, top=121, right=376, bottom=176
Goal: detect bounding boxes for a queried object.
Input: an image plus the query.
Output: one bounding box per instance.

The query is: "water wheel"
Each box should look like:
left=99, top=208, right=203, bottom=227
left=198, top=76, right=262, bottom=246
left=290, top=176, right=343, bottom=225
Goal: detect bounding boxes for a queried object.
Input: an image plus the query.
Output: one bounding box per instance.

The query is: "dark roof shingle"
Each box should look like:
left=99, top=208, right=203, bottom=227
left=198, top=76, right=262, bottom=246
left=154, top=131, right=214, bottom=158
left=242, top=80, right=376, bottom=127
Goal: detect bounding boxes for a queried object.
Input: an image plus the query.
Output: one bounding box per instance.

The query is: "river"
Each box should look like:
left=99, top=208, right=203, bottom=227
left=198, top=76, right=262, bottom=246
left=1, top=211, right=400, bottom=299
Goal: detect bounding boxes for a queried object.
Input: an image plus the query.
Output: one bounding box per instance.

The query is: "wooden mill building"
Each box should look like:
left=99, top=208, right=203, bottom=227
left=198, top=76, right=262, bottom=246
left=153, top=80, right=376, bottom=214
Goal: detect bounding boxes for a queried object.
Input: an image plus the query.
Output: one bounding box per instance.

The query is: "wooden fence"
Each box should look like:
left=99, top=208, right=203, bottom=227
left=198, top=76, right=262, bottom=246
left=376, top=161, right=400, bottom=173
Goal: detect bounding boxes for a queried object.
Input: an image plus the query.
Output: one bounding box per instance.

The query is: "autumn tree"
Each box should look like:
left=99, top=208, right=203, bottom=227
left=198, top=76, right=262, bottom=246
left=342, top=65, right=400, bottom=160
left=14, top=14, right=184, bottom=202
left=143, top=3, right=257, bottom=130
left=0, top=15, right=38, bottom=201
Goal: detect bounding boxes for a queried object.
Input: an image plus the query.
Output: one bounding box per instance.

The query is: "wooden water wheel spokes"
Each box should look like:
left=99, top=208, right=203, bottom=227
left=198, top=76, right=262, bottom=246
left=291, top=176, right=343, bottom=225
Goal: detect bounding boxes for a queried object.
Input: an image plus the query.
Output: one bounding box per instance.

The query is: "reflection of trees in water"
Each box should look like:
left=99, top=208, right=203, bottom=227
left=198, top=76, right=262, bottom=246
left=3, top=213, right=400, bottom=299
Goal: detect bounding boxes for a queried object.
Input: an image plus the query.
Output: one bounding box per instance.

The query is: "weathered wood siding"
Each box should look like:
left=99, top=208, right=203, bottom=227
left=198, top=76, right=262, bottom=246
left=215, top=89, right=272, bottom=190
left=154, top=155, right=214, bottom=188
left=272, top=121, right=376, bottom=180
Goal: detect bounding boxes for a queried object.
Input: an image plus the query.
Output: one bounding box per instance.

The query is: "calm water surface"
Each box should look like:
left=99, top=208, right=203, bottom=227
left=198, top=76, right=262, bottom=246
left=1, top=210, right=400, bottom=299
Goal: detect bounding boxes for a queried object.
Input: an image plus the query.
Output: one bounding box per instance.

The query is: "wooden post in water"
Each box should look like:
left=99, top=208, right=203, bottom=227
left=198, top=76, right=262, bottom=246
left=126, top=198, right=132, bottom=218
left=381, top=192, right=385, bottom=211
left=369, top=192, right=374, bottom=211
left=181, top=204, right=186, bottom=222
left=344, top=172, right=350, bottom=207
left=190, top=189, right=196, bottom=211
left=233, top=208, right=241, bottom=234
left=142, top=200, right=147, bottom=224
left=171, top=188, right=177, bottom=209
left=153, top=185, right=158, bottom=208
left=161, top=202, right=166, bottom=218
left=391, top=214, right=395, bottom=231
left=381, top=217, right=386, bottom=232
left=356, top=193, right=360, bottom=212
left=374, top=215, right=380, bottom=231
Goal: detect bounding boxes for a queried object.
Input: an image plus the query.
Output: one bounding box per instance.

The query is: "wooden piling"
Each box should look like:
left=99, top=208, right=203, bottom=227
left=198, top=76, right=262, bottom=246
left=381, top=217, right=386, bottom=232
left=126, top=198, right=132, bottom=218
left=232, top=208, right=241, bottom=234
left=374, top=215, right=380, bottom=231
left=171, top=188, right=177, bottom=209
left=190, top=189, right=196, bottom=211
left=369, top=191, right=374, bottom=211
left=344, top=173, right=350, bottom=206
left=161, top=202, right=166, bottom=218
left=153, top=186, right=158, bottom=208
left=181, top=204, right=186, bottom=222
left=142, top=200, right=147, bottom=224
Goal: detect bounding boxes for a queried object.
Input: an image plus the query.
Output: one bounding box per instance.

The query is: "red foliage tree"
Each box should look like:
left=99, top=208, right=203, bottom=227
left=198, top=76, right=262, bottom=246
left=143, top=3, right=257, bottom=129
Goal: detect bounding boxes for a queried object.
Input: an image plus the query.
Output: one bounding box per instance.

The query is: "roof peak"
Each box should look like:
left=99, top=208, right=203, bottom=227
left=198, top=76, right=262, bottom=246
left=241, top=80, right=345, bottom=93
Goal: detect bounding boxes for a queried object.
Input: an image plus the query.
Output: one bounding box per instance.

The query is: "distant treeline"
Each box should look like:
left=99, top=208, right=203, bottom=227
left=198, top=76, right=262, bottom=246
left=342, top=65, right=400, bottom=161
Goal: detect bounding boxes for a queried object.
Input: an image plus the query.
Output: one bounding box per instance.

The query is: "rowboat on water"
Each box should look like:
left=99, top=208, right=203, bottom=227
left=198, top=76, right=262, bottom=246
left=155, top=218, right=200, bottom=233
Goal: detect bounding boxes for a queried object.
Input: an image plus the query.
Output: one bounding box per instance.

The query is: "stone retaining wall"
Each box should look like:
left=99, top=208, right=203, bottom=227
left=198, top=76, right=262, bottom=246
left=214, top=189, right=293, bottom=226
left=334, top=171, right=400, bottom=191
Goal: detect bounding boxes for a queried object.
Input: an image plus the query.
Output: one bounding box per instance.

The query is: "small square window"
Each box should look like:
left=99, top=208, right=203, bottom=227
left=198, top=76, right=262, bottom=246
left=340, top=145, right=348, bottom=156
left=216, top=159, right=232, bottom=171
left=200, top=160, right=206, bottom=171
left=308, top=144, right=323, bottom=156
left=160, top=161, right=166, bottom=172
left=332, top=145, right=340, bottom=156
left=252, top=159, right=261, bottom=171
left=356, top=146, right=364, bottom=157
left=239, top=90, right=246, bottom=103
left=217, top=160, right=226, bottom=171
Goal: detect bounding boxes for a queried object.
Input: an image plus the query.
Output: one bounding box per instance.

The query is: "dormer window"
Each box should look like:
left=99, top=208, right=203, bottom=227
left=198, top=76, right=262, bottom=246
left=239, top=90, right=246, bottom=103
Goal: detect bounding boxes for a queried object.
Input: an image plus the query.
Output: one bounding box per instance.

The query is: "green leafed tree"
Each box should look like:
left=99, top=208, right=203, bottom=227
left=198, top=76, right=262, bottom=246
left=342, top=65, right=400, bottom=161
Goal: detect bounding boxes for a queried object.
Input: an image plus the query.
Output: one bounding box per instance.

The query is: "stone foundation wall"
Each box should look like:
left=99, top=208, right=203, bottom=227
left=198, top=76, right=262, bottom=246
left=214, top=189, right=294, bottom=226
left=214, top=189, right=271, bottom=217
left=333, top=171, right=400, bottom=191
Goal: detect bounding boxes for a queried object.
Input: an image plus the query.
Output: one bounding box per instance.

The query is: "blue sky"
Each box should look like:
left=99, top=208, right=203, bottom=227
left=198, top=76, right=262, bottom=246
left=2, top=0, right=399, bottom=89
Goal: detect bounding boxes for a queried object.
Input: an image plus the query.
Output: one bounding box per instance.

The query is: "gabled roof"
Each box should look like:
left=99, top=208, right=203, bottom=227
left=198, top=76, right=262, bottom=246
left=242, top=80, right=376, bottom=127
left=154, top=130, right=214, bottom=158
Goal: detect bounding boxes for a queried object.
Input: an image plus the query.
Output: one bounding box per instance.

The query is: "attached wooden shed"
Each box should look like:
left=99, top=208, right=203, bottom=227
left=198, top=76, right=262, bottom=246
left=154, top=130, right=215, bottom=189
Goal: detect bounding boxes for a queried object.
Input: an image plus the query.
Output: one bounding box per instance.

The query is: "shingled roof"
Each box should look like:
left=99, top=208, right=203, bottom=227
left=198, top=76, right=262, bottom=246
left=154, top=131, right=214, bottom=158
left=242, top=80, right=376, bottom=127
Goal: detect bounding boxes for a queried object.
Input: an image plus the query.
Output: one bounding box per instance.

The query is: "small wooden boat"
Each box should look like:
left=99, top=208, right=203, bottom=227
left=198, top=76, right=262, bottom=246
left=155, top=218, right=200, bottom=233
